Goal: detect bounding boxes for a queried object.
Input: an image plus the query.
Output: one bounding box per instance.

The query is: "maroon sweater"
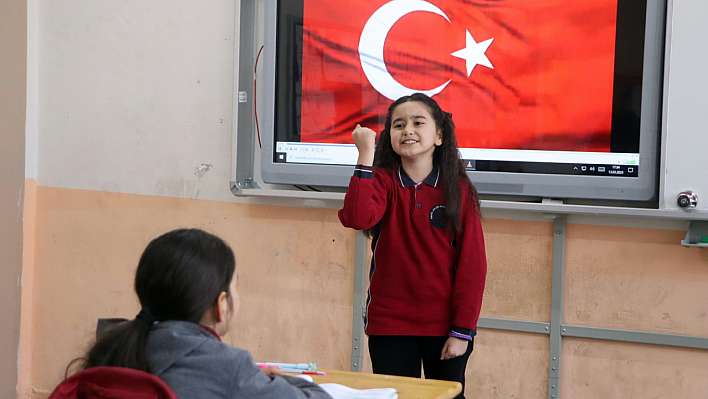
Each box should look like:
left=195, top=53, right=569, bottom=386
left=338, top=165, right=487, bottom=337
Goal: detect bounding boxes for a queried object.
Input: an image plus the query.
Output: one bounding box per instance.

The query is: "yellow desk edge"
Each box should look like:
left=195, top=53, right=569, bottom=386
left=312, top=369, right=461, bottom=399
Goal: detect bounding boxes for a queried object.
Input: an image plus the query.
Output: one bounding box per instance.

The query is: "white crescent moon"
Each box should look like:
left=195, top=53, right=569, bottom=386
left=358, top=0, right=451, bottom=101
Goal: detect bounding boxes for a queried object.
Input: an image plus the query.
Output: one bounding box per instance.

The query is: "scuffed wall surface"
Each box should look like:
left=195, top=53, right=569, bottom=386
left=566, top=224, right=708, bottom=337
left=482, top=219, right=553, bottom=322
left=467, top=331, right=549, bottom=398
left=19, top=180, right=38, bottom=399
left=562, top=339, right=708, bottom=398
left=38, top=0, right=237, bottom=201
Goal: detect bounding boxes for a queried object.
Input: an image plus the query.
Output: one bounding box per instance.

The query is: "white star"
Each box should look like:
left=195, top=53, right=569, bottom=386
left=451, top=30, right=494, bottom=77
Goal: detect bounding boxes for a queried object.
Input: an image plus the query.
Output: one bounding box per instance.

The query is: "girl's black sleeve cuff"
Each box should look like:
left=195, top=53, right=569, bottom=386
left=353, top=164, right=374, bottom=178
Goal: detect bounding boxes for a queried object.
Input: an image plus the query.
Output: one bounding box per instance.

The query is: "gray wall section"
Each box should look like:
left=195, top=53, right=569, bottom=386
left=661, top=0, right=708, bottom=211
left=0, top=0, right=26, bottom=397
left=37, top=0, right=236, bottom=201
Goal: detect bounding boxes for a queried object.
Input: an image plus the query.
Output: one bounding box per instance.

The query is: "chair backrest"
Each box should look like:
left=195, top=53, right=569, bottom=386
left=49, top=366, right=177, bottom=399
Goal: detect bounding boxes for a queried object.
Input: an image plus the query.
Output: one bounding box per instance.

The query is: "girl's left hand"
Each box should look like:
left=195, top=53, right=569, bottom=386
left=440, top=337, right=469, bottom=360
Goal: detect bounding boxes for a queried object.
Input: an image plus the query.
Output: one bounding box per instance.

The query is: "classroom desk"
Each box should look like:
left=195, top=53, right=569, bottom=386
left=312, top=369, right=461, bottom=399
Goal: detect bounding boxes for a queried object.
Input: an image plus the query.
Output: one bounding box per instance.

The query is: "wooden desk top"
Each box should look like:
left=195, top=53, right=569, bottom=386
left=312, top=369, right=461, bottom=399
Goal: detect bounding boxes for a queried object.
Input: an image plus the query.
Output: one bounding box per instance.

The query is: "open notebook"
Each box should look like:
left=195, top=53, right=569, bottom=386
left=319, top=383, right=397, bottom=399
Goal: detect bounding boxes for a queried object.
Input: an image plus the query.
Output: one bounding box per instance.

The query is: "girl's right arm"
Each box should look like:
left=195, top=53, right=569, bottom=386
left=338, top=125, right=389, bottom=230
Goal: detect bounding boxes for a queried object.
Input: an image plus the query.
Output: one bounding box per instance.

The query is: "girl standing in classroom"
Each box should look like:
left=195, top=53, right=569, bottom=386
left=339, top=92, right=488, bottom=399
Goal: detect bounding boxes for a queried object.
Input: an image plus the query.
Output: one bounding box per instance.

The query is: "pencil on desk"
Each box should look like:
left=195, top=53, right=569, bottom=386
left=255, top=362, right=325, bottom=375
left=297, top=370, right=327, bottom=376
left=262, top=367, right=326, bottom=375
left=256, top=362, right=317, bottom=371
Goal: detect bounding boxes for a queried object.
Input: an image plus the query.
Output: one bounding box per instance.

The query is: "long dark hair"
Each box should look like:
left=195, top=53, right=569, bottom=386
left=78, top=228, right=235, bottom=372
left=374, top=93, right=480, bottom=233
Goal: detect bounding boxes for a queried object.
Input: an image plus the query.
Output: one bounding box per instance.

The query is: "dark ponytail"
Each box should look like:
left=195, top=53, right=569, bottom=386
left=77, top=228, right=236, bottom=372
left=83, top=318, right=153, bottom=371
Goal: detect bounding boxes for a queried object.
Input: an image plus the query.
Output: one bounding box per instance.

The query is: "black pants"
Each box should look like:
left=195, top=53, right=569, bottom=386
left=368, top=335, right=474, bottom=399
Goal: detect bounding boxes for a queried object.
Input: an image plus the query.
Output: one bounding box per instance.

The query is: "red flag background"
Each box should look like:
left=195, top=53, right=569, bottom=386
left=299, top=0, right=618, bottom=152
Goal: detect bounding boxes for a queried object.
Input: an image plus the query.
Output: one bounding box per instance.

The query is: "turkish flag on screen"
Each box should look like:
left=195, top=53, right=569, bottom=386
left=300, top=0, right=617, bottom=151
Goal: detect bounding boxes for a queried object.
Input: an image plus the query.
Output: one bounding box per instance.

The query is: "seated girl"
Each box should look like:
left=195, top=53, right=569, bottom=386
left=71, top=228, right=331, bottom=399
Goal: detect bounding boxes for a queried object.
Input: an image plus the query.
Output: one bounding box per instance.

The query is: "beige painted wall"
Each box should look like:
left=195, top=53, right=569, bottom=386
left=0, top=0, right=26, bottom=397
left=21, top=186, right=708, bottom=398
left=25, top=186, right=357, bottom=396
left=562, top=224, right=708, bottom=398
left=19, top=180, right=37, bottom=399
left=565, top=224, right=708, bottom=336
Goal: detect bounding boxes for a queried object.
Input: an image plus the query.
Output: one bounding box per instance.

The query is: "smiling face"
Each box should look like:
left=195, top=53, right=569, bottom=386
left=389, top=101, right=443, bottom=163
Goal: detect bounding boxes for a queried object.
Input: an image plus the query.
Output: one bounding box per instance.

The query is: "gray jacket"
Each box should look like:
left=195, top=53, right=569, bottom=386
left=145, top=321, right=331, bottom=399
